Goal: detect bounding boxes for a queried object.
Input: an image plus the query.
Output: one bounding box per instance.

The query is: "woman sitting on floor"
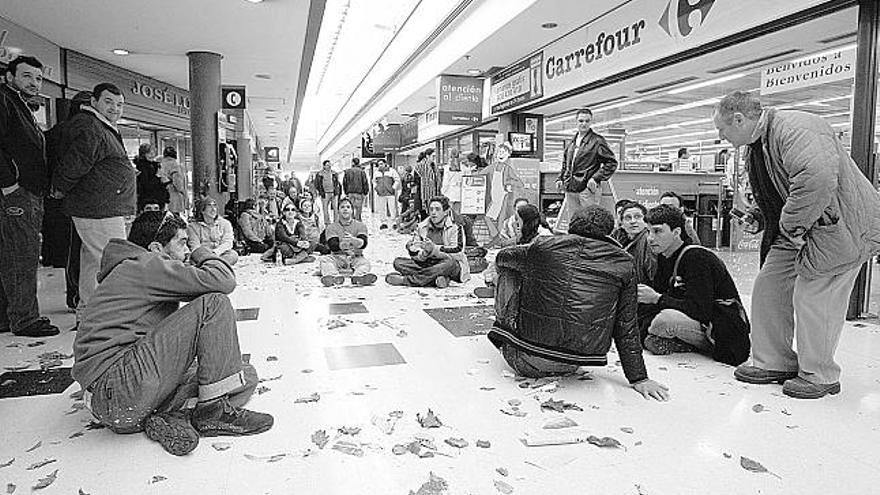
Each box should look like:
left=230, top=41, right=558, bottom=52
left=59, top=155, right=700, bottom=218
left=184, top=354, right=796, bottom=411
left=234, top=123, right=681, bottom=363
left=187, top=197, right=239, bottom=265
left=297, top=197, right=330, bottom=255
left=275, top=203, right=315, bottom=265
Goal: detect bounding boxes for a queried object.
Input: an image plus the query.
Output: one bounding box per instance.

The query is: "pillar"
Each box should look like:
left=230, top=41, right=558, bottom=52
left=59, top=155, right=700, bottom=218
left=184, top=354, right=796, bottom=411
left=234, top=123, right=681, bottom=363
left=847, top=0, right=879, bottom=319
left=187, top=51, right=222, bottom=201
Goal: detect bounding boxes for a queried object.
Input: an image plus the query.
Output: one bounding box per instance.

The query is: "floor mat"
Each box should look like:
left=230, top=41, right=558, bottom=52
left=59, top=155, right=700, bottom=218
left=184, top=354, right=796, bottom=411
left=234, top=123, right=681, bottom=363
left=0, top=367, right=75, bottom=399
left=235, top=307, right=260, bottom=321
left=329, top=302, right=368, bottom=315
left=423, top=305, right=495, bottom=337
left=324, top=343, right=405, bottom=370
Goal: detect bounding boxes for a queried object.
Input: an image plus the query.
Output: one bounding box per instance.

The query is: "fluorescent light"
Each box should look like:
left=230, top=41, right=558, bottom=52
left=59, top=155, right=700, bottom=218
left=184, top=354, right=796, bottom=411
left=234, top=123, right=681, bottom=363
left=244, top=0, right=265, bottom=3
left=628, top=129, right=717, bottom=145
left=594, top=98, right=645, bottom=113
left=595, top=97, right=721, bottom=127
left=467, top=69, right=482, bottom=76
left=667, top=73, right=746, bottom=94
left=112, top=49, right=130, bottom=56
left=627, top=118, right=714, bottom=135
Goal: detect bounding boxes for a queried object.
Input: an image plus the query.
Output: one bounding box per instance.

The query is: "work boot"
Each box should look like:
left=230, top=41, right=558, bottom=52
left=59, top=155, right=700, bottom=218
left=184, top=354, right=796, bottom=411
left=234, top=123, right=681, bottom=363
left=13, top=317, right=60, bottom=338
left=192, top=397, right=274, bottom=437
left=782, top=377, right=841, bottom=399
left=643, top=335, right=696, bottom=355
left=435, top=276, right=449, bottom=288
left=144, top=411, right=200, bottom=456
left=321, top=275, right=345, bottom=286
left=351, top=273, right=377, bottom=286
left=385, top=273, right=407, bottom=286
left=734, top=365, right=798, bottom=384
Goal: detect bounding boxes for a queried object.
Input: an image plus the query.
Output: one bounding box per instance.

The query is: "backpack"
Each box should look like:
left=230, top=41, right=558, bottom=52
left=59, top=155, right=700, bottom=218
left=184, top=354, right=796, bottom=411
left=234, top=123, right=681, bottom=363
left=672, top=245, right=751, bottom=366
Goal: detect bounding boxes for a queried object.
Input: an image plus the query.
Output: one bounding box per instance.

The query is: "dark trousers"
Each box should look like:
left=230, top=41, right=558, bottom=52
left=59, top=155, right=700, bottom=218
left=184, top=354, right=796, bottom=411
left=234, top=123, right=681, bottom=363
left=347, top=192, right=365, bottom=221
left=392, top=256, right=461, bottom=287
left=66, top=220, right=82, bottom=310
left=88, top=293, right=254, bottom=433
left=278, top=243, right=310, bottom=263
left=0, top=188, right=44, bottom=332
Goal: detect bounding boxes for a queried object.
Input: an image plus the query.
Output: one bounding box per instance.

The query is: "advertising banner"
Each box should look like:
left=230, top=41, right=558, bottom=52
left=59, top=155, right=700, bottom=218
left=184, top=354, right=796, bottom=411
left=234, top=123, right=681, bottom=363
left=760, top=46, right=855, bottom=96
left=492, top=0, right=828, bottom=114
left=264, top=146, right=280, bottom=163
left=0, top=17, right=63, bottom=84
left=510, top=158, right=540, bottom=206
left=401, top=117, right=418, bottom=146
left=461, top=175, right=487, bottom=215
left=373, top=123, right=401, bottom=153
left=437, top=75, right=483, bottom=125
left=490, top=52, right=543, bottom=115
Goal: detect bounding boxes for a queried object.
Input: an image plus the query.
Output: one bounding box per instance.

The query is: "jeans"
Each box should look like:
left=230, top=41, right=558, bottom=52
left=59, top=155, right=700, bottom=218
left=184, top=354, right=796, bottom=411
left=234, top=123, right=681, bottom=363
left=86, top=293, right=255, bottom=433
left=0, top=187, right=44, bottom=332
left=319, top=253, right=371, bottom=276
left=750, top=241, right=861, bottom=384
left=392, top=256, right=461, bottom=287
left=554, top=189, right=599, bottom=234
left=376, top=195, right=398, bottom=226
left=347, top=192, right=365, bottom=221
left=321, top=194, right=337, bottom=225
left=72, top=216, right=126, bottom=317
left=501, top=345, right=579, bottom=378
left=278, top=243, right=310, bottom=263
left=648, top=308, right=713, bottom=352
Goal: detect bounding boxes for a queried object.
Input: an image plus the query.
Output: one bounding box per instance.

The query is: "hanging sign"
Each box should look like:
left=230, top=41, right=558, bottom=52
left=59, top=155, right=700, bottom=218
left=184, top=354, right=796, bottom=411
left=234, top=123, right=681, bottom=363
left=437, top=75, right=483, bottom=125
left=760, top=46, right=855, bottom=95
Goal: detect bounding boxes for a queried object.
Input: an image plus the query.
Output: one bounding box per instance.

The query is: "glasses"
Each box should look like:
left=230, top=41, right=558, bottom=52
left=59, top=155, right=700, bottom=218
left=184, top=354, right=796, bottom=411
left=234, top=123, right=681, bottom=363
left=283, top=207, right=296, bottom=212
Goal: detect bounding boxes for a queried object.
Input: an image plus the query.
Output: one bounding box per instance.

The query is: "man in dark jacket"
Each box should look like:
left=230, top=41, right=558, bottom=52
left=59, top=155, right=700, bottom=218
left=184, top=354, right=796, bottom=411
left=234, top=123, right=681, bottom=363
left=554, top=108, right=617, bottom=233
left=73, top=212, right=271, bottom=456
left=487, top=205, right=669, bottom=401
left=0, top=55, right=59, bottom=337
left=315, top=159, right=340, bottom=225
left=343, top=157, right=370, bottom=221
left=52, top=82, right=136, bottom=322
left=637, top=205, right=748, bottom=365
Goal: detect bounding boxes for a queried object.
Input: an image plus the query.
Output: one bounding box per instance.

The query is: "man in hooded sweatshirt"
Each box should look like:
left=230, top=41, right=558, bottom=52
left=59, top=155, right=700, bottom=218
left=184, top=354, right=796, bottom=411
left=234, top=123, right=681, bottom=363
left=72, top=211, right=273, bottom=456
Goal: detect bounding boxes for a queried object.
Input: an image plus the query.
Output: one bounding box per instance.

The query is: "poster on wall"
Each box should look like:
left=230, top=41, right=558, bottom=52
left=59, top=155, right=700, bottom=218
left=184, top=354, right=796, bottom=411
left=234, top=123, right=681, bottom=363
left=490, top=52, right=543, bottom=115
left=437, top=75, right=484, bottom=125
left=461, top=175, right=487, bottom=215
left=510, top=158, right=540, bottom=206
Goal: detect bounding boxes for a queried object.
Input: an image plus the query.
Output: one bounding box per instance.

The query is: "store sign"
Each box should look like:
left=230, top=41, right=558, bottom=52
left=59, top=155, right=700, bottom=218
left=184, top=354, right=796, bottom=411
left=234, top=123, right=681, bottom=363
left=222, top=86, right=247, bottom=109
left=492, top=0, right=827, bottom=114
left=437, top=75, right=483, bottom=125
left=490, top=52, right=543, bottom=115
left=361, top=132, right=383, bottom=159
left=265, top=146, right=280, bottom=163
left=461, top=175, right=487, bottom=215
left=373, top=123, right=401, bottom=153
left=0, top=17, right=63, bottom=84
left=760, top=47, right=856, bottom=96
left=401, top=117, right=418, bottom=146
left=131, top=81, right=191, bottom=116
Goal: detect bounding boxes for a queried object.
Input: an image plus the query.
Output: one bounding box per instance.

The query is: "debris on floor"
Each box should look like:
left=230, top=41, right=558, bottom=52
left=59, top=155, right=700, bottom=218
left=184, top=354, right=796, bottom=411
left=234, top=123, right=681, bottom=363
left=739, top=456, right=782, bottom=479
left=408, top=472, right=448, bottom=495
left=149, top=475, right=167, bottom=484
left=294, top=392, right=320, bottom=404
left=311, top=430, right=330, bottom=449
left=26, top=458, right=56, bottom=470
left=494, top=479, right=514, bottom=494
left=244, top=453, right=287, bottom=463
left=417, top=409, right=443, bottom=428
left=211, top=442, right=232, bottom=451
left=32, top=470, right=58, bottom=490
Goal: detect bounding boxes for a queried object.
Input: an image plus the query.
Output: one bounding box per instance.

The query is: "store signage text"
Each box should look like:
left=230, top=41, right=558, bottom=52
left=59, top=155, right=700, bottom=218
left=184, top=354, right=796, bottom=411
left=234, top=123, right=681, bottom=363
left=490, top=53, right=543, bottom=115
left=760, top=47, right=855, bottom=96
left=545, top=20, right=646, bottom=81
left=437, top=75, right=483, bottom=125
left=131, top=81, right=191, bottom=116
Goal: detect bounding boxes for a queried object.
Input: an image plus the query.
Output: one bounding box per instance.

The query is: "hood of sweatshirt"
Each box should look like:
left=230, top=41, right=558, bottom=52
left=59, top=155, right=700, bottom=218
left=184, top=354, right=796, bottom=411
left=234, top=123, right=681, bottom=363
left=96, top=239, right=150, bottom=283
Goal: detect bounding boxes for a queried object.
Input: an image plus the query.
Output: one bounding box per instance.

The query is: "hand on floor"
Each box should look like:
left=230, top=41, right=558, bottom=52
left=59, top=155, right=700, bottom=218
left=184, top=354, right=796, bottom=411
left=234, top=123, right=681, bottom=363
left=633, top=379, right=670, bottom=402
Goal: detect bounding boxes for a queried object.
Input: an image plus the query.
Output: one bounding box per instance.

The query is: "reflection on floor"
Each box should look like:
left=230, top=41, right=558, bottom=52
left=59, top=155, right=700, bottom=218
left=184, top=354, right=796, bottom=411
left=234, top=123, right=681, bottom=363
left=1, top=216, right=879, bottom=495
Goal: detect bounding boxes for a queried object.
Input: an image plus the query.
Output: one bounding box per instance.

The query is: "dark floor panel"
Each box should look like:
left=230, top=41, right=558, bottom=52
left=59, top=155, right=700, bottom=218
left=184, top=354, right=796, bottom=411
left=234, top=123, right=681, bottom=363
left=424, top=305, right=495, bottom=338
left=324, top=343, right=405, bottom=370
left=0, top=367, right=74, bottom=399
left=235, top=307, right=260, bottom=321
left=329, top=302, right=368, bottom=315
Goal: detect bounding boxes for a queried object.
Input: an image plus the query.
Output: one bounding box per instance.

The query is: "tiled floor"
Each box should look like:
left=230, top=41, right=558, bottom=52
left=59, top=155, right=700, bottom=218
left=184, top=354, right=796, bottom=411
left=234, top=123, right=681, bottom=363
left=1, top=216, right=879, bottom=495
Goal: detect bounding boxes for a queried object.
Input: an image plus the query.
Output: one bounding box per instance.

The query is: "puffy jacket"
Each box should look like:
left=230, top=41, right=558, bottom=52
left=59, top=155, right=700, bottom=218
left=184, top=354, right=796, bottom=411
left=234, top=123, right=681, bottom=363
left=750, top=108, right=880, bottom=278
left=0, top=84, right=47, bottom=194
left=557, top=130, right=617, bottom=193
left=343, top=166, right=370, bottom=195
left=52, top=108, right=136, bottom=218
left=487, top=234, right=647, bottom=384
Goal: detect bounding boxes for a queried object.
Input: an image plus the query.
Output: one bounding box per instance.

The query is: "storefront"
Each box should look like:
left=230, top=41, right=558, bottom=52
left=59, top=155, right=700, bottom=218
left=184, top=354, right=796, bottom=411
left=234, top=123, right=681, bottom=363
left=64, top=50, right=192, bottom=169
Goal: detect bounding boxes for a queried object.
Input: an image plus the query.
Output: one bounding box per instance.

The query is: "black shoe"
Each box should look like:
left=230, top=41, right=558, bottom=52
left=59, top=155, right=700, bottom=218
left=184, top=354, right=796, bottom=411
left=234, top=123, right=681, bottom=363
left=351, top=273, right=377, bottom=286
left=643, top=335, right=696, bottom=355
left=13, top=318, right=60, bottom=338
left=144, top=411, right=200, bottom=456
left=192, top=397, right=274, bottom=437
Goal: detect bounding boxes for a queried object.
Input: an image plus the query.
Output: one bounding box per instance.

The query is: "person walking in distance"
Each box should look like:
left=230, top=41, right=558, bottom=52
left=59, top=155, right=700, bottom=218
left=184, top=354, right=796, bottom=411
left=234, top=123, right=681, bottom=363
left=315, top=160, right=340, bottom=225
left=554, top=107, right=618, bottom=233
left=343, top=157, right=370, bottom=222
left=0, top=55, right=60, bottom=337
left=713, top=91, right=880, bottom=399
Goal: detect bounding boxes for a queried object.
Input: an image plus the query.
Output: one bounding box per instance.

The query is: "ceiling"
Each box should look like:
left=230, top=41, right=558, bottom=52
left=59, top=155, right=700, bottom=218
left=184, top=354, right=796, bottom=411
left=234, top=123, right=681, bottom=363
left=0, top=0, right=323, bottom=157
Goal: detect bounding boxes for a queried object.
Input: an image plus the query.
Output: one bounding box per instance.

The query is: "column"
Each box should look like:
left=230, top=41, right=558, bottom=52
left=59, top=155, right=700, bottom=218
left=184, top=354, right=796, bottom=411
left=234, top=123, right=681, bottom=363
left=187, top=51, right=222, bottom=201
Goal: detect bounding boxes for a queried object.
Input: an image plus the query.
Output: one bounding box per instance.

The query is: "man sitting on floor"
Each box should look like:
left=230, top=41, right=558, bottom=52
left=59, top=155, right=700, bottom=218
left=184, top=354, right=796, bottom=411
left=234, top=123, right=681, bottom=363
left=71, top=212, right=273, bottom=456
left=386, top=195, right=471, bottom=288
left=637, top=205, right=750, bottom=365
left=318, top=197, right=376, bottom=286
left=487, top=205, right=669, bottom=401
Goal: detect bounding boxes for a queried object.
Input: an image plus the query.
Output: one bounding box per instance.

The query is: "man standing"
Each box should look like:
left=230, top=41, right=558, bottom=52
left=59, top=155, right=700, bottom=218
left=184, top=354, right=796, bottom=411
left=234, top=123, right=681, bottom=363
left=714, top=91, right=880, bottom=399
left=0, top=55, right=59, bottom=337
left=318, top=197, right=376, bottom=287
left=53, top=83, right=136, bottom=322
left=554, top=108, right=617, bottom=233
left=343, top=157, right=370, bottom=221
left=315, top=160, right=340, bottom=225
left=487, top=205, right=669, bottom=401
left=73, top=212, right=271, bottom=456
left=386, top=196, right=470, bottom=288
left=373, top=158, right=399, bottom=229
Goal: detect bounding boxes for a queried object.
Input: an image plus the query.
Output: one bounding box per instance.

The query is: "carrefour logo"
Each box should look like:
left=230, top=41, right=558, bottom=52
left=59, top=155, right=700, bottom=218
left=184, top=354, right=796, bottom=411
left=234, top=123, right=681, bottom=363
left=659, top=0, right=715, bottom=40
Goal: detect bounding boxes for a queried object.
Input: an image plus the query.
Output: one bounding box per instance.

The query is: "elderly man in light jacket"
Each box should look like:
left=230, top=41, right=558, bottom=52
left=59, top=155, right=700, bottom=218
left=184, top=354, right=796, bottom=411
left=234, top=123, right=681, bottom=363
left=713, top=91, right=880, bottom=399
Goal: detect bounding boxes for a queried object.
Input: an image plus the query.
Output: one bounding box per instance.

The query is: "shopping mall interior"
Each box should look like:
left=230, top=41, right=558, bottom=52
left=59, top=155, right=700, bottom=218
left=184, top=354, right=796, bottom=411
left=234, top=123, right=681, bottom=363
left=1, top=1, right=880, bottom=494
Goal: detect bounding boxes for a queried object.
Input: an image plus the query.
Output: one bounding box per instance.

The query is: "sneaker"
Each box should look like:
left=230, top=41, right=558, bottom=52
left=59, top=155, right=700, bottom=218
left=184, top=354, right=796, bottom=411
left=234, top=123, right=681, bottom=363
left=283, top=258, right=295, bottom=266
left=643, top=335, right=696, bottom=355
left=352, top=273, right=377, bottom=286
left=435, top=276, right=449, bottom=288
left=782, top=377, right=841, bottom=399
left=734, top=365, right=798, bottom=384
left=379, top=224, right=388, bottom=230
left=385, top=273, right=407, bottom=286
left=13, top=318, right=60, bottom=338
left=192, top=397, right=274, bottom=437
left=144, top=411, right=200, bottom=456
left=321, top=275, right=345, bottom=286
left=473, top=286, right=495, bottom=298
